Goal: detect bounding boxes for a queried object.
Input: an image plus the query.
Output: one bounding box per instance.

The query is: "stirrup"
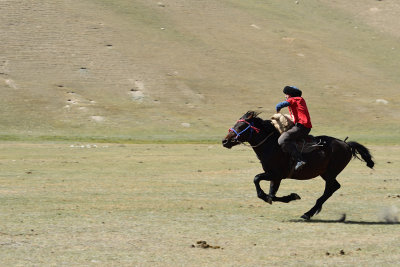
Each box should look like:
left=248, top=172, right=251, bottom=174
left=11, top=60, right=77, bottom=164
left=295, top=160, right=306, bottom=171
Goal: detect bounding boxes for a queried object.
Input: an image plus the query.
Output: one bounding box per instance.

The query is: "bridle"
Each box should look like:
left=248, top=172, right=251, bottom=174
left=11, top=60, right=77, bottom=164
left=228, top=119, right=274, bottom=148
left=229, top=119, right=260, bottom=139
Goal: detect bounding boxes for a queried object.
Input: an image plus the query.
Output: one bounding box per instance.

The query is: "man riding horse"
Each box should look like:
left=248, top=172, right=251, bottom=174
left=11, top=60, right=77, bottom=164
left=222, top=88, right=374, bottom=220
left=275, top=86, right=312, bottom=171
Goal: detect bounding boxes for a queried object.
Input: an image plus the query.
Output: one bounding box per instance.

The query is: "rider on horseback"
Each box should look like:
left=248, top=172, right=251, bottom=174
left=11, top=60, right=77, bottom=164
left=276, top=86, right=312, bottom=171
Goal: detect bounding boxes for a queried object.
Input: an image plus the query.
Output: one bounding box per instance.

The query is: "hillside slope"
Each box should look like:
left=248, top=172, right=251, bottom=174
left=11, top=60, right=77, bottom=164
left=0, top=0, right=399, bottom=143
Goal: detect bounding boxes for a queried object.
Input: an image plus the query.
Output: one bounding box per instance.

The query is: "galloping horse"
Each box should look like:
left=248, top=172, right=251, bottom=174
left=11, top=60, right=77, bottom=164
left=222, top=111, right=374, bottom=220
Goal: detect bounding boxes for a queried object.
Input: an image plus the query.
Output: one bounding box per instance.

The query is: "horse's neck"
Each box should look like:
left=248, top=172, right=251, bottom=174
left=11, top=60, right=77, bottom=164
left=251, top=130, right=279, bottom=158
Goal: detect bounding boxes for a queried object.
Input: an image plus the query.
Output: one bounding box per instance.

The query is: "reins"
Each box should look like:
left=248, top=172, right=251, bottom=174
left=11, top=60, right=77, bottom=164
left=239, top=132, right=274, bottom=148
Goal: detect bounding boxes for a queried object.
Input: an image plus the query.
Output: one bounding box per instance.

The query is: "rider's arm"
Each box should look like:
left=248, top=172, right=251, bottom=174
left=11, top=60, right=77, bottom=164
left=276, top=101, right=290, bottom=112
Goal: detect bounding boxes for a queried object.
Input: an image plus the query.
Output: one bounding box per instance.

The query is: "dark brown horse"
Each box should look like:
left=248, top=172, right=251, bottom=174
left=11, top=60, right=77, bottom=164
left=222, top=111, right=374, bottom=220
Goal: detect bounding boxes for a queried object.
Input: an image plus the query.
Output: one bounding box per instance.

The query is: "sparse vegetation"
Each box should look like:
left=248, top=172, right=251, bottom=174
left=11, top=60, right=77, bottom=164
left=0, top=0, right=399, bottom=265
left=0, top=143, right=399, bottom=266
left=0, top=0, right=399, bottom=143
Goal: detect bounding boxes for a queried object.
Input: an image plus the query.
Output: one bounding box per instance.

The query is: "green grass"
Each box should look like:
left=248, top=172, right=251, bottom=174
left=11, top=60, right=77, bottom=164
left=0, top=134, right=220, bottom=144
left=1, top=132, right=398, bottom=145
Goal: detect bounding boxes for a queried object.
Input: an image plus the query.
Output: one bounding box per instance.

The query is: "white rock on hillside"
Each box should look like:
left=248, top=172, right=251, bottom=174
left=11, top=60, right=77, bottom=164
left=376, top=99, right=388, bottom=104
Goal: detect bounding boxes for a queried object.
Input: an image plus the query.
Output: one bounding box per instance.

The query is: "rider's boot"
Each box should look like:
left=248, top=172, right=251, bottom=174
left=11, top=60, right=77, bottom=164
left=295, top=159, right=306, bottom=171
left=292, top=149, right=306, bottom=171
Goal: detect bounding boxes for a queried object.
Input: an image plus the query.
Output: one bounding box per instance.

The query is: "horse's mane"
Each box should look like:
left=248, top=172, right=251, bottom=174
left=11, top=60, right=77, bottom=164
left=244, top=111, right=278, bottom=133
left=242, top=110, right=261, bottom=119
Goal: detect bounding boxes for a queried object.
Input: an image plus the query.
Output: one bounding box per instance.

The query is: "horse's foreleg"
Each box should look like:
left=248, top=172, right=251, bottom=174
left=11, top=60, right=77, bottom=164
left=269, top=180, right=301, bottom=203
left=301, top=178, right=341, bottom=220
left=268, top=179, right=281, bottom=196
left=253, top=173, right=274, bottom=204
left=272, top=193, right=301, bottom=203
left=254, top=174, right=300, bottom=204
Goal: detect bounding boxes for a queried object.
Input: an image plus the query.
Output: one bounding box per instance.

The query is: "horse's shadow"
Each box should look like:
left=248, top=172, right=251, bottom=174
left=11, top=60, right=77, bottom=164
left=289, top=219, right=400, bottom=225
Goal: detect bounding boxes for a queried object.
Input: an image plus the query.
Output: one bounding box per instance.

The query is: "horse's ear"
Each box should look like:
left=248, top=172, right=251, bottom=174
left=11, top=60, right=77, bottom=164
left=247, top=111, right=261, bottom=120
left=245, top=111, right=258, bottom=120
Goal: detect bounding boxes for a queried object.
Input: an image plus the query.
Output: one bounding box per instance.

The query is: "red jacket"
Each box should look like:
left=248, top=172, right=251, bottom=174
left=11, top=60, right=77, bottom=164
left=286, top=97, right=312, bottom=128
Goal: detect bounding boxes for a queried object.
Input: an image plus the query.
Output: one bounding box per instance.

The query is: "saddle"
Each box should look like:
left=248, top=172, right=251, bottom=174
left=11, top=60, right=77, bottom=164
left=294, top=135, right=326, bottom=154
left=286, top=136, right=326, bottom=177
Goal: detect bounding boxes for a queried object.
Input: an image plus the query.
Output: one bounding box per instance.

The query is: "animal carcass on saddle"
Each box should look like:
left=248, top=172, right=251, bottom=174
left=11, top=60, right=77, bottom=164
left=270, top=113, right=325, bottom=154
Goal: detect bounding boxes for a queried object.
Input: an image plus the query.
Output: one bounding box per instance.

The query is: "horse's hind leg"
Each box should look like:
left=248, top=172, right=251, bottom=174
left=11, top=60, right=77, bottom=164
left=301, top=139, right=352, bottom=220
left=301, top=176, right=341, bottom=220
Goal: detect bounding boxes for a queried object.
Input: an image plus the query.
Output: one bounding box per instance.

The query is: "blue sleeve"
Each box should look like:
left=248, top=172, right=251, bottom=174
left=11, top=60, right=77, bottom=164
left=276, top=101, right=290, bottom=112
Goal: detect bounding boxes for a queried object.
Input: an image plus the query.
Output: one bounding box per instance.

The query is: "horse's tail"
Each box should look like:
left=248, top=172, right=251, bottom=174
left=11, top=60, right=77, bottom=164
left=347, top=141, right=374, bottom=169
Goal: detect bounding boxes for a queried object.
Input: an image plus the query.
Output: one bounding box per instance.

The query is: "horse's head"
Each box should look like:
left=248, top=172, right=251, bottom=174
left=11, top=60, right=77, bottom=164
left=222, top=111, right=261, bottom=149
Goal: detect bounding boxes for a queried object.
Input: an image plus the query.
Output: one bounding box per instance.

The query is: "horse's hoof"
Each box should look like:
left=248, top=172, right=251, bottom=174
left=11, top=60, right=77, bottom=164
left=291, top=193, right=301, bottom=200
left=301, top=214, right=311, bottom=220
left=260, top=193, right=273, bottom=204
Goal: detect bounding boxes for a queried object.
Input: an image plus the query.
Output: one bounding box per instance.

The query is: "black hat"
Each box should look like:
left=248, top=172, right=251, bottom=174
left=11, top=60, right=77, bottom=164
left=283, top=86, right=302, bottom=97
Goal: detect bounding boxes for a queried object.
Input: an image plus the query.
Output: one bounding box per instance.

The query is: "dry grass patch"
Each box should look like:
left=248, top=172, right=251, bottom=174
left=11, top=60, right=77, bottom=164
left=0, top=143, right=399, bottom=266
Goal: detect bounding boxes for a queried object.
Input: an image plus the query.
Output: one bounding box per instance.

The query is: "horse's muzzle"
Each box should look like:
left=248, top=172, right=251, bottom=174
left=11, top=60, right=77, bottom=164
left=222, top=138, right=235, bottom=149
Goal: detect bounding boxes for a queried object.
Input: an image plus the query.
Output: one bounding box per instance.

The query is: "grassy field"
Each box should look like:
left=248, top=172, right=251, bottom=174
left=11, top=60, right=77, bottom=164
left=0, top=142, right=399, bottom=266
left=1, top=1, right=400, bottom=265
